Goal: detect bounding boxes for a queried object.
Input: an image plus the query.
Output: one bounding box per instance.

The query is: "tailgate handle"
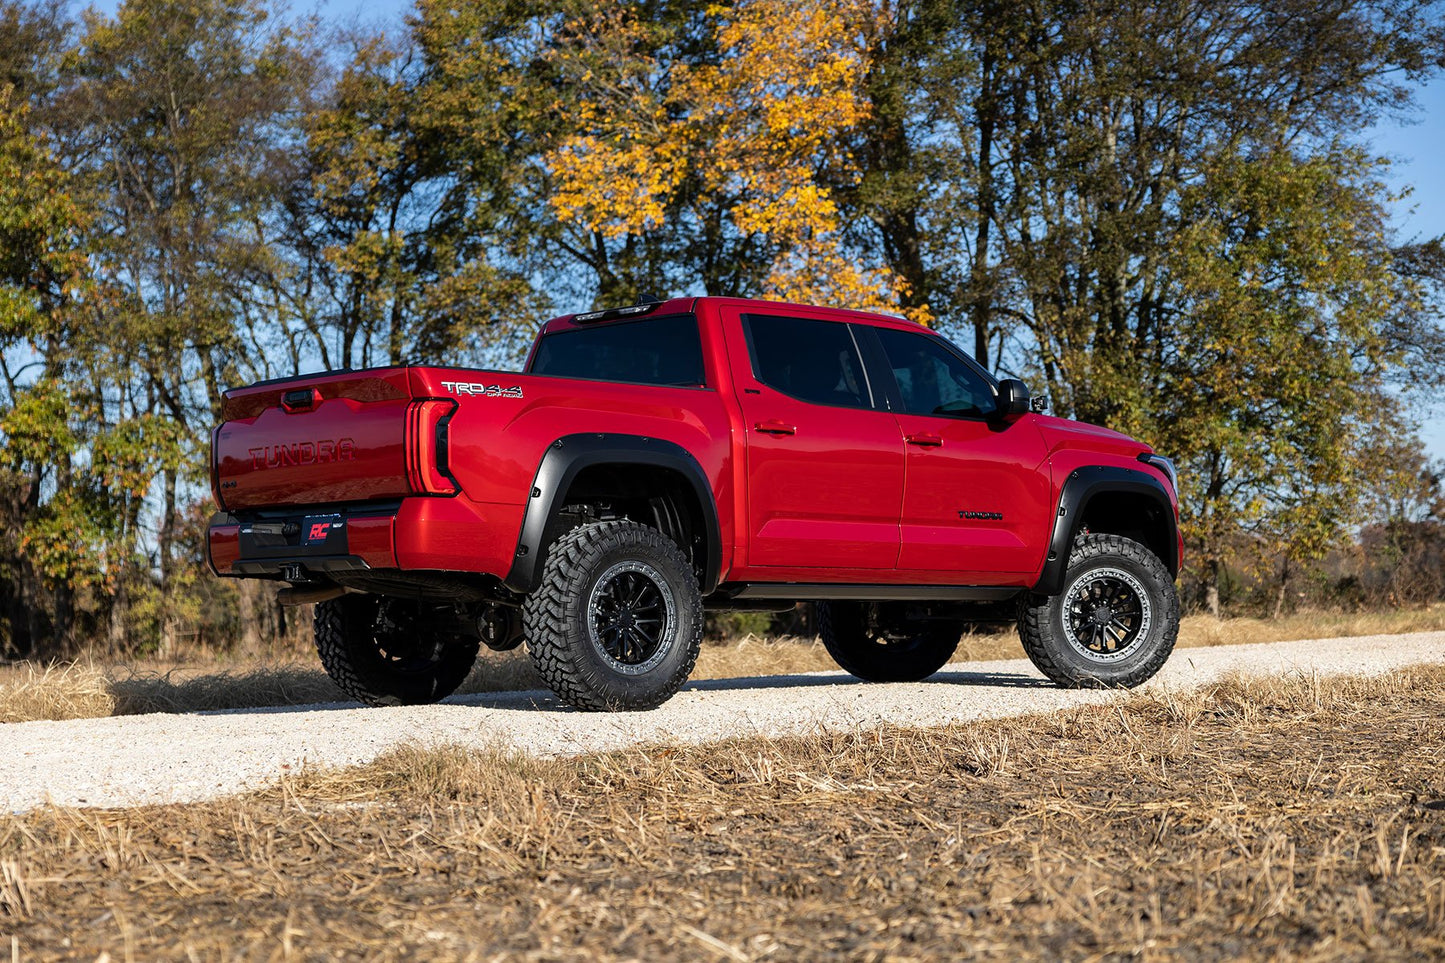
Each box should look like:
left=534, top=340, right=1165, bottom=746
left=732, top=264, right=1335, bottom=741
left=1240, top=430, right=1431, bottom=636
left=281, top=388, right=320, bottom=412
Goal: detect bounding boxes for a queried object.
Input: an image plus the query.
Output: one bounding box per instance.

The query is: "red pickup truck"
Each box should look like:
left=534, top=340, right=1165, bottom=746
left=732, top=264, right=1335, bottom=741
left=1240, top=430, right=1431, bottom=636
left=207, top=296, right=1181, bottom=711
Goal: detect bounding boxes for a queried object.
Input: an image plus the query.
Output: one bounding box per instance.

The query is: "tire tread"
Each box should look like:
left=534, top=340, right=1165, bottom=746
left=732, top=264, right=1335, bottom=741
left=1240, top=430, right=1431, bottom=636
left=522, top=520, right=702, bottom=710
left=1017, top=533, right=1178, bottom=689
left=314, top=596, right=477, bottom=706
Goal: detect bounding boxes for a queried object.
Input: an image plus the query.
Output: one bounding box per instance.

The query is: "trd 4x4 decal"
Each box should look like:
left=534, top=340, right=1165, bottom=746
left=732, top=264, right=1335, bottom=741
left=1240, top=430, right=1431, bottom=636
left=440, top=381, right=524, bottom=398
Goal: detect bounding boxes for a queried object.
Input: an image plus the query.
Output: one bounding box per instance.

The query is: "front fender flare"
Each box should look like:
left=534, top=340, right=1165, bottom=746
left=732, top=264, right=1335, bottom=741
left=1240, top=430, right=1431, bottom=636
left=1032, top=465, right=1178, bottom=596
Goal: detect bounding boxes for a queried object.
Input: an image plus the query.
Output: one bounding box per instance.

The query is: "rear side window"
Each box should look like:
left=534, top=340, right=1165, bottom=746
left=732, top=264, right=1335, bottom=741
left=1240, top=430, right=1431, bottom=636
left=874, top=326, right=997, bottom=418
left=742, top=314, right=872, bottom=409
left=530, top=314, right=706, bottom=387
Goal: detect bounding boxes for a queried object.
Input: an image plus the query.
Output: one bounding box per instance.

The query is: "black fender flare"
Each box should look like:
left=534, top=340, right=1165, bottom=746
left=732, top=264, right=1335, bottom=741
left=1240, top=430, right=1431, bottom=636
left=1032, top=465, right=1178, bottom=595
left=504, top=433, right=723, bottom=595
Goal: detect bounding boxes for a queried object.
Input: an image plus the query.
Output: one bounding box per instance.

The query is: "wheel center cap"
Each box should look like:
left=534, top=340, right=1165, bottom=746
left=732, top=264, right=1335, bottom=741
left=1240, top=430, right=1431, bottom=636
left=617, top=611, right=635, bottom=629
left=1091, top=606, right=1113, bottom=626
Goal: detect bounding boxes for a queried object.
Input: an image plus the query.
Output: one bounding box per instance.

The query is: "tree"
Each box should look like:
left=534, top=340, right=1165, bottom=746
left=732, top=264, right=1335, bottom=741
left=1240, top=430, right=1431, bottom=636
left=543, top=0, right=928, bottom=316
left=0, top=86, right=100, bottom=656
left=55, top=0, right=316, bottom=651
left=0, top=0, right=66, bottom=100
left=2, top=0, right=1443, bottom=657
left=294, top=23, right=542, bottom=371
left=1158, top=148, right=1423, bottom=612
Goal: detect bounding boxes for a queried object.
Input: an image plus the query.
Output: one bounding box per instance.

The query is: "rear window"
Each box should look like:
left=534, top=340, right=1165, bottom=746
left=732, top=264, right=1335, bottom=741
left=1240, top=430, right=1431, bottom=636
left=742, top=313, right=872, bottom=409
left=529, top=314, right=706, bottom=387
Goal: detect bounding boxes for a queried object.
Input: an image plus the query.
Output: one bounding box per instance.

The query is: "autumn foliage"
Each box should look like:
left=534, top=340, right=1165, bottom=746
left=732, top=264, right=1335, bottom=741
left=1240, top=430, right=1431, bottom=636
left=0, top=0, right=1443, bottom=655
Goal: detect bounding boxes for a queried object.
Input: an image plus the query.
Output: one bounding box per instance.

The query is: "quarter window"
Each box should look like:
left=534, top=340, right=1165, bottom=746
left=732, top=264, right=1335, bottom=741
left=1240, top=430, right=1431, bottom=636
left=742, top=314, right=872, bottom=409
left=874, top=327, right=997, bottom=418
left=530, top=314, right=705, bottom=387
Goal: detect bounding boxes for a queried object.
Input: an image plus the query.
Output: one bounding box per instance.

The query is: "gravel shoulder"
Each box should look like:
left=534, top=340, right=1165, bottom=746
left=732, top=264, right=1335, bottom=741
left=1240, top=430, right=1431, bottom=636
left=2, top=631, right=1442, bottom=812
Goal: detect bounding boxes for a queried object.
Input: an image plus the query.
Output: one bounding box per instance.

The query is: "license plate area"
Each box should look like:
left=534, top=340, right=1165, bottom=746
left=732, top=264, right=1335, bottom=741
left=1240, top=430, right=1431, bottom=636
left=238, top=513, right=349, bottom=559
left=302, top=514, right=344, bottom=547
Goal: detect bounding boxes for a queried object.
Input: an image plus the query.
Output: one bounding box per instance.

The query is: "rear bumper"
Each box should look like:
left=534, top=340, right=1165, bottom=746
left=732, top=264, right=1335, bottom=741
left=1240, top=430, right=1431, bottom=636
left=206, top=496, right=525, bottom=581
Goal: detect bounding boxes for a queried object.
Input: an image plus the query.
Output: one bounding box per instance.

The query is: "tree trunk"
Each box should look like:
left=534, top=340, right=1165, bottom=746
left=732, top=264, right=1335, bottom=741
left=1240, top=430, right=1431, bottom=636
left=1205, top=558, right=1222, bottom=618
left=52, top=450, right=75, bottom=654
left=236, top=578, right=272, bottom=654
left=4, top=578, right=32, bottom=660
left=1271, top=557, right=1291, bottom=620
left=53, top=581, right=73, bottom=655
left=108, top=575, right=129, bottom=653
left=969, top=30, right=998, bottom=368
left=24, top=574, right=46, bottom=658
left=158, top=466, right=178, bottom=658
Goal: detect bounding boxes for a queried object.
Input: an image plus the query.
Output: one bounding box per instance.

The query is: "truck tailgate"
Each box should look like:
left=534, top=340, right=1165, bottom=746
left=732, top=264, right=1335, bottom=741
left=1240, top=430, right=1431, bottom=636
left=213, top=369, right=443, bottom=510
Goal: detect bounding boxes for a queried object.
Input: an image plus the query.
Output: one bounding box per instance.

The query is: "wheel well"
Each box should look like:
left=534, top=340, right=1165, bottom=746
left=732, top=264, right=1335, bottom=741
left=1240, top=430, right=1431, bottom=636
left=1079, top=491, right=1178, bottom=575
left=556, top=463, right=708, bottom=581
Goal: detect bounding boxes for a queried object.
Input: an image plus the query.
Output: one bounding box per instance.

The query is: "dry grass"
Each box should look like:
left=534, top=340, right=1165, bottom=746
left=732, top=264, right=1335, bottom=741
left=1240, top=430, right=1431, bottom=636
left=1177, top=604, right=1445, bottom=648
left=2, top=604, right=1442, bottom=724
left=959, top=603, right=1445, bottom=664
left=1, top=665, right=1443, bottom=960
left=0, top=660, right=344, bottom=724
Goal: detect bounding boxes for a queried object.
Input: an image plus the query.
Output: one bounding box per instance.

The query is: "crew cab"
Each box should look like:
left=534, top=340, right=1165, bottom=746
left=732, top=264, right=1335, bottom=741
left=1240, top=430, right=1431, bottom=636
left=207, top=296, right=1181, bottom=710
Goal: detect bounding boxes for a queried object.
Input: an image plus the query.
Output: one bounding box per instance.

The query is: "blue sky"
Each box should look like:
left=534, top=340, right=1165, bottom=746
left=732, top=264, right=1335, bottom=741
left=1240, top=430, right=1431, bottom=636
left=81, top=0, right=1445, bottom=460
left=297, top=0, right=409, bottom=26
left=1368, top=83, right=1445, bottom=461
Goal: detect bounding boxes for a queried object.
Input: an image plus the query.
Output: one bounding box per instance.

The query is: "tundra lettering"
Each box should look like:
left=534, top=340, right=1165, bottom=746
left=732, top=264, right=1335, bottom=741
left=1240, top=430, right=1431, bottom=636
left=248, top=438, right=356, bottom=470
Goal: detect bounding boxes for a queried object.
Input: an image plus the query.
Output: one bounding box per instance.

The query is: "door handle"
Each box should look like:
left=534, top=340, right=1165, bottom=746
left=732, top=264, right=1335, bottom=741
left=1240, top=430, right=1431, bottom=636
left=753, top=420, right=797, bottom=436
left=905, top=432, right=943, bottom=447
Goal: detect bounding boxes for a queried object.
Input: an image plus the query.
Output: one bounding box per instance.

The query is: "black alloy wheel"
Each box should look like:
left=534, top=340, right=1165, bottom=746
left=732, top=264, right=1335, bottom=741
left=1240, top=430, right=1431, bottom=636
left=1018, top=533, right=1178, bottom=688
left=1063, top=567, right=1150, bottom=662
left=588, top=561, right=676, bottom=673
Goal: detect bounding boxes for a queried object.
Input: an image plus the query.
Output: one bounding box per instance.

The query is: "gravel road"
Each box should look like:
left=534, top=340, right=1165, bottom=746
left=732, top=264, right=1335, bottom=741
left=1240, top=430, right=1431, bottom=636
left=2, top=631, right=1442, bottom=812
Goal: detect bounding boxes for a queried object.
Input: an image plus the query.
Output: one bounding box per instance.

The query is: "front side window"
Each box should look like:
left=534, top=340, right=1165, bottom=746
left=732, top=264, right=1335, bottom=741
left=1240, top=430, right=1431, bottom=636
left=742, top=314, right=872, bottom=409
left=530, top=314, right=705, bottom=387
left=874, top=326, right=996, bottom=418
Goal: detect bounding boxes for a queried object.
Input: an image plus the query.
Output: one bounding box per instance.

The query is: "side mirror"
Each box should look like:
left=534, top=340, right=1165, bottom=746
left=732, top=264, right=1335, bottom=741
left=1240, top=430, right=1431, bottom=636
left=995, top=379, right=1031, bottom=419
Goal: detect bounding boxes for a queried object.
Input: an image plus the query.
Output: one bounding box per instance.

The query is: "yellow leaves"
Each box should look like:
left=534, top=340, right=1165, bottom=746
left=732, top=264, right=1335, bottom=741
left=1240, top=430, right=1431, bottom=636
left=541, top=0, right=925, bottom=317
left=540, top=6, right=687, bottom=238
left=689, top=0, right=913, bottom=312
left=674, top=0, right=874, bottom=206
left=549, top=132, right=689, bottom=239
left=756, top=241, right=932, bottom=324
left=729, top=173, right=837, bottom=237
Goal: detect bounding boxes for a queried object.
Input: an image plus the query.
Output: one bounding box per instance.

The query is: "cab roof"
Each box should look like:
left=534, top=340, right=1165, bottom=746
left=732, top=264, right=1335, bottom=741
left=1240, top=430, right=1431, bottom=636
left=539, top=296, right=926, bottom=336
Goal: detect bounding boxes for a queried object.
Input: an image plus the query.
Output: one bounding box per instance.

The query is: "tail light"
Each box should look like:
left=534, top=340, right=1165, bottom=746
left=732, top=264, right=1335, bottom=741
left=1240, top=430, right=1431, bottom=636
left=210, top=424, right=227, bottom=510
left=405, top=399, right=459, bottom=495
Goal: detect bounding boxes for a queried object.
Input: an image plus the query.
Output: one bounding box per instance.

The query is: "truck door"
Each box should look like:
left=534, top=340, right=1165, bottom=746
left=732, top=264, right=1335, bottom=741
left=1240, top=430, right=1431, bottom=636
left=720, top=306, right=903, bottom=571
left=860, top=324, right=1052, bottom=582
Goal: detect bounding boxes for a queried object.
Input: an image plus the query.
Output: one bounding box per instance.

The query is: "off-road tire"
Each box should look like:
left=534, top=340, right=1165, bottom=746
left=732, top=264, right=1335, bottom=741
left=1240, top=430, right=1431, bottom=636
left=522, top=519, right=703, bottom=711
left=1018, top=533, right=1178, bottom=688
left=314, top=594, right=479, bottom=706
left=815, top=601, right=963, bottom=682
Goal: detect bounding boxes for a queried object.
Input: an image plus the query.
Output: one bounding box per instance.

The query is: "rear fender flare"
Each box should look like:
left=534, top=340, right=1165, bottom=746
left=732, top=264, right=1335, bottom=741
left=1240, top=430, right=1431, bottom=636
left=1033, top=465, right=1178, bottom=595
left=505, top=433, right=722, bottom=595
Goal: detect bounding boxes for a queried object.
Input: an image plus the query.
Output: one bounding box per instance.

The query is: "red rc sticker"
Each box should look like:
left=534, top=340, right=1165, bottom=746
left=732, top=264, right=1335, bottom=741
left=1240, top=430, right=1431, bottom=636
left=307, top=522, right=333, bottom=541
